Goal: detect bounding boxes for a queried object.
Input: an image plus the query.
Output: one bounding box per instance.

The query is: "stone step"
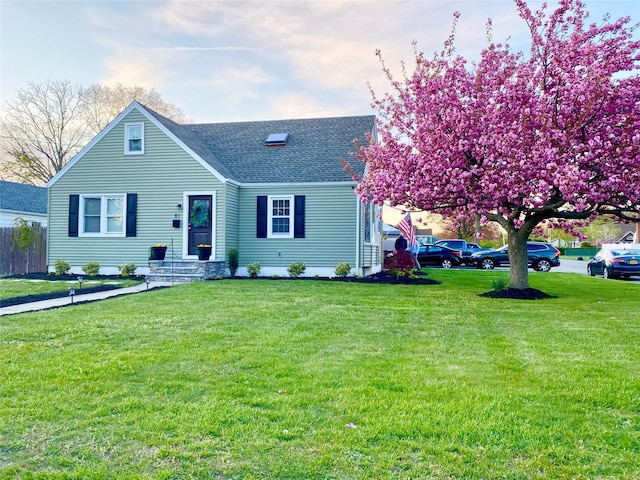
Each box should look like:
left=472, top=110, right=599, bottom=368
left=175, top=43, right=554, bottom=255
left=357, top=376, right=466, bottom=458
left=148, top=259, right=226, bottom=282
left=146, top=274, right=208, bottom=283
left=153, top=267, right=201, bottom=275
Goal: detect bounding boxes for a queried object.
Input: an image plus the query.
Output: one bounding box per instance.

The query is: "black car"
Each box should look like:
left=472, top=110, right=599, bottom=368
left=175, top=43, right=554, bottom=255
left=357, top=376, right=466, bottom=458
left=470, top=242, right=561, bottom=272
left=416, top=244, right=463, bottom=269
left=587, top=247, right=640, bottom=279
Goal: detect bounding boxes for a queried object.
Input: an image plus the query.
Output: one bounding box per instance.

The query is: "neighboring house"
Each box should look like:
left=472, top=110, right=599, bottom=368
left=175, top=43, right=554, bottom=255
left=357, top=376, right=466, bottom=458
left=0, top=180, right=48, bottom=227
left=46, top=101, right=382, bottom=276
left=618, top=227, right=636, bottom=243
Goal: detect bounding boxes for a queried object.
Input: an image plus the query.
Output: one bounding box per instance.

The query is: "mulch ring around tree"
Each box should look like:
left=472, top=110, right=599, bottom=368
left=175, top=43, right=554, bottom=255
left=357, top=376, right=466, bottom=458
left=0, top=272, right=144, bottom=308
left=478, top=288, right=553, bottom=300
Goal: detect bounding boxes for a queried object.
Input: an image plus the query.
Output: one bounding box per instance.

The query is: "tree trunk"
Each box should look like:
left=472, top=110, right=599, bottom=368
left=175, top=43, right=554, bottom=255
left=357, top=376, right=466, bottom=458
left=508, top=229, right=530, bottom=290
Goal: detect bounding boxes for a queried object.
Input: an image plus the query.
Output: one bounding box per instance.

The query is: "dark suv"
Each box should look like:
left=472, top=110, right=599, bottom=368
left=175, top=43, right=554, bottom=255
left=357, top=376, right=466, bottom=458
left=470, top=242, right=561, bottom=272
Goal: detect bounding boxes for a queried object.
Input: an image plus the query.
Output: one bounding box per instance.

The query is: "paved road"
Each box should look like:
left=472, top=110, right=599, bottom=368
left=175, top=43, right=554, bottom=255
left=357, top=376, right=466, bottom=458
left=554, top=259, right=590, bottom=275
left=483, top=258, right=639, bottom=283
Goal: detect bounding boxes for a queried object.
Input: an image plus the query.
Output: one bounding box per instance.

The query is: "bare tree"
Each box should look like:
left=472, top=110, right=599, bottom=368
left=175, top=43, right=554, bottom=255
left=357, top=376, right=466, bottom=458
left=0, top=80, right=88, bottom=185
left=83, top=83, right=187, bottom=135
left=1, top=80, right=187, bottom=185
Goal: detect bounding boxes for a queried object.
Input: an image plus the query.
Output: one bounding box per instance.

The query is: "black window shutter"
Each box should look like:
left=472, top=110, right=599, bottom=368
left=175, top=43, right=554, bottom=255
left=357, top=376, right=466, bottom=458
left=69, top=194, right=79, bottom=237
left=126, top=193, right=137, bottom=237
left=257, top=196, right=267, bottom=238
left=294, top=195, right=305, bottom=238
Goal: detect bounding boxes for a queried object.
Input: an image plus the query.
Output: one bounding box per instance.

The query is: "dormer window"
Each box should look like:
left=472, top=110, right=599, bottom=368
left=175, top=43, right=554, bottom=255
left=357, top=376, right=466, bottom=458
left=125, top=122, right=144, bottom=154
left=265, top=132, right=288, bottom=146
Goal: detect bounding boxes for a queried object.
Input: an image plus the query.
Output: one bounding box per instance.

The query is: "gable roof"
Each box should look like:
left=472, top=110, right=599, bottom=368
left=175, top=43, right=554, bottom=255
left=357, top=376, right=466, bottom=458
left=0, top=180, right=47, bottom=214
left=139, top=103, right=373, bottom=184
left=48, top=101, right=374, bottom=187
left=49, top=101, right=374, bottom=187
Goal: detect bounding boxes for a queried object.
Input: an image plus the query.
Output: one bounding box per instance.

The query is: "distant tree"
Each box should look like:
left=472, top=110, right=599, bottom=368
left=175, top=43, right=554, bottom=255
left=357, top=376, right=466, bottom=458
left=581, top=216, right=623, bottom=246
left=0, top=80, right=87, bottom=185
left=352, top=0, right=640, bottom=290
left=83, top=83, right=187, bottom=135
left=1, top=80, right=186, bottom=185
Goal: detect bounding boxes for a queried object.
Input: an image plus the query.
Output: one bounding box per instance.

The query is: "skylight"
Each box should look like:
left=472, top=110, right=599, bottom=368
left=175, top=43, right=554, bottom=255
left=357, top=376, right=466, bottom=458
left=265, top=132, right=289, bottom=146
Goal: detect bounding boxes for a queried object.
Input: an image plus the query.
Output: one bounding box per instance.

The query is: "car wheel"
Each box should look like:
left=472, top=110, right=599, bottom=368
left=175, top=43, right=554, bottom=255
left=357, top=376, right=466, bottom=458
left=535, top=259, right=552, bottom=272
left=603, top=268, right=617, bottom=280
left=480, top=258, right=495, bottom=270
left=441, top=259, right=453, bottom=269
left=587, top=266, right=595, bottom=277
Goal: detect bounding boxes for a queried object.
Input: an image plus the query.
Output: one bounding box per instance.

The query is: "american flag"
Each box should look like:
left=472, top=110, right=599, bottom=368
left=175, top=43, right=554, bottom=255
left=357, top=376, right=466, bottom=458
left=396, top=213, right=417, bottom=251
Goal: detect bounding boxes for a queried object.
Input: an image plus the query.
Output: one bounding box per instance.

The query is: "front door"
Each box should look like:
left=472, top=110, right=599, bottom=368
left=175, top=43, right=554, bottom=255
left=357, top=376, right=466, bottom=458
left=187, top=195, right=212, bottom=256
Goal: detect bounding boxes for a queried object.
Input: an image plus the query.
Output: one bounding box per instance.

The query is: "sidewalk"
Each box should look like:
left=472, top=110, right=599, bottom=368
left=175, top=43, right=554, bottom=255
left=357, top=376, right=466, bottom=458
left=0, top=281, right=173, bottom=316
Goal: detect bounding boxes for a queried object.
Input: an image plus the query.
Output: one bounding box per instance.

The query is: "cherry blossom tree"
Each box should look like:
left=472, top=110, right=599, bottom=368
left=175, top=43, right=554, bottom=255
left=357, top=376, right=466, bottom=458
left=352, top=0, right=640, bottom=290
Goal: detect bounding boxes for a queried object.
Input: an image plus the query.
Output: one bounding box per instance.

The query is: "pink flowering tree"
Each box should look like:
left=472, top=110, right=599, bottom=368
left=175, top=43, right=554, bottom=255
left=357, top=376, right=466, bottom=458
left=352, top=0, right=640, bottom=290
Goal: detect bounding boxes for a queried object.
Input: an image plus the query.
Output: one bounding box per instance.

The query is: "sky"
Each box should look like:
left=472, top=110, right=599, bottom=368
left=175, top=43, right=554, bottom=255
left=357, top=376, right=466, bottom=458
left=1, top=0, right=639, bottom=124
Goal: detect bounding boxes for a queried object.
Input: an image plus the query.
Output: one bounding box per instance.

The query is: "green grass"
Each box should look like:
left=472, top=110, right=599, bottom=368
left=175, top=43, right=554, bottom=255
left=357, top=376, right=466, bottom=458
left=1, top=271, right=639, bottom=479
left=0, top=278, right=143, bottom=300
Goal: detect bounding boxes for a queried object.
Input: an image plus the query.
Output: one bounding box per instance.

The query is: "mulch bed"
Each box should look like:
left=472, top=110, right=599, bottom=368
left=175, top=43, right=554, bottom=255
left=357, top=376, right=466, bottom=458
left=1, top=273, right=145, bottom=308
left=478, top=288, right=553, bottom=300
left=232, top=271, right=440, bottom=285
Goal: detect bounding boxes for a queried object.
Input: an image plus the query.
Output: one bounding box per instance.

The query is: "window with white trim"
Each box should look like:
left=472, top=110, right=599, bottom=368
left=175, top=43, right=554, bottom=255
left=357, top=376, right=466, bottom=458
left=124, top=122, right=144, bottom=154
left=364, top=200, right=380, bottom=244
left=80, top=194, right=126, bottom=236
left=268, top=195, right=293, bottom=238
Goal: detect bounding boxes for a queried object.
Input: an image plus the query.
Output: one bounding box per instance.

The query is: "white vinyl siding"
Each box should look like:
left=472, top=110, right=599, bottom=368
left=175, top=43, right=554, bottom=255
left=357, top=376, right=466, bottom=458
left=124, top=122, right=144, bottom=154
left=80, top=194, right=125, bottom=237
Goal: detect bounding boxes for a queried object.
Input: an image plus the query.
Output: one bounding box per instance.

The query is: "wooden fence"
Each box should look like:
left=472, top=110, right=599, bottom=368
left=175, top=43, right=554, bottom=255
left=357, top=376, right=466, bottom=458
left=0, top=227, right=47, bottom=276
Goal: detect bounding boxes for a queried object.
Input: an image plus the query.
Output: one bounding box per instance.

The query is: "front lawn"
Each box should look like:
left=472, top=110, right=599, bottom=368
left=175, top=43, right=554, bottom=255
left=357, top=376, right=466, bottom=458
left=1, top=271, right=638, bottom=478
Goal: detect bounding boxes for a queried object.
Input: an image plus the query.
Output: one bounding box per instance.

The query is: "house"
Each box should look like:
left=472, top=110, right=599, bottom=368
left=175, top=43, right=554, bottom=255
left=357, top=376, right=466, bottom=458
left=617, top=224, right=639, bottom=243
left=0, top=180, right=48, bottom=227
left=46, top=101, right=382, bottom=277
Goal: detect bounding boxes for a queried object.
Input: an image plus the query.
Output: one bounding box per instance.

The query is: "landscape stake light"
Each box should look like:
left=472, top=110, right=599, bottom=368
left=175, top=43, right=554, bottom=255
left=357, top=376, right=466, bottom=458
left=68, top=287, right=75, bottom=304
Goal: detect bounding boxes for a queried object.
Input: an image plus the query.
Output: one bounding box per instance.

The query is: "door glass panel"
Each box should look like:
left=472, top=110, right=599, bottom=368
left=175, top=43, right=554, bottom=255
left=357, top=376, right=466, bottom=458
left=190, top=200, right=210, bottom=228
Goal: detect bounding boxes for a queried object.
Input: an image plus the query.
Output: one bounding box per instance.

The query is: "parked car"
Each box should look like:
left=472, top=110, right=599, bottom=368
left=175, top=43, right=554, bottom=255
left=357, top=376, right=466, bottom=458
left=417, top=244, right=463, bottom=269
left=470, top=242, right=561, bottom=271
left=587, top=247, right=640, bottom=279
left=435, top=239, right=488, bottom=265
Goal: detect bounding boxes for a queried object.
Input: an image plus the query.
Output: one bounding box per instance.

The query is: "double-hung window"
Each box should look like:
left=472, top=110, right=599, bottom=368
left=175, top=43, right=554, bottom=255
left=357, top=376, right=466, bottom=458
left=80, top=194, right=126, bottom=236
left=268, top=195, right=293, bottom=238
left=125, top=122, right=144, bottom=154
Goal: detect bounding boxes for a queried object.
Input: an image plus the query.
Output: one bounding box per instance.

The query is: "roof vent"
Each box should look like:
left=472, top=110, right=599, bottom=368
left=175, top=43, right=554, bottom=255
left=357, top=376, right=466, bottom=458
left=265, top=132, right=289, bottom=146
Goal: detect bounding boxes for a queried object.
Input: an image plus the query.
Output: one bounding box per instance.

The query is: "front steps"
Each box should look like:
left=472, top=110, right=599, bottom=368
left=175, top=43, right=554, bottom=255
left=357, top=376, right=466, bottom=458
left=147, top=260, right=226, bottom=282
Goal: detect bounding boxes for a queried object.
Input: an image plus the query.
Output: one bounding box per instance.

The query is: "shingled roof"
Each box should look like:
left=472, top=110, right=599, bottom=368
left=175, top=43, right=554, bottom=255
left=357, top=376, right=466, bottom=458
left=140, top=104, right=373, bottom=184
left=0, top=180, right=47, bottom=214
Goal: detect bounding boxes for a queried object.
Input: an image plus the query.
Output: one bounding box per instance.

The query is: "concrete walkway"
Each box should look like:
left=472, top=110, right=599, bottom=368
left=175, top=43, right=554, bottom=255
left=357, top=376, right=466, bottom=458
left=0, top=281, right=174, bottom=316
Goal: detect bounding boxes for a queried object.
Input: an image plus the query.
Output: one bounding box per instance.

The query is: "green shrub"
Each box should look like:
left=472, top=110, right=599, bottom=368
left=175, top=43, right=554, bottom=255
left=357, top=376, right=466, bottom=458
left=247, top=262, right=261, bottom=278
left=490, top=277, right=509, bottom=292
left=118, top=263, right=136, bottom=277
left=228, top=248, right=239, bottom=276
left=287, top=262, right=306, bottom=278
left=82, top=261, right=101, bottom=276
left=334, top=262, right=352, bottom=277
left=54, top=259, right=71, bottom=275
